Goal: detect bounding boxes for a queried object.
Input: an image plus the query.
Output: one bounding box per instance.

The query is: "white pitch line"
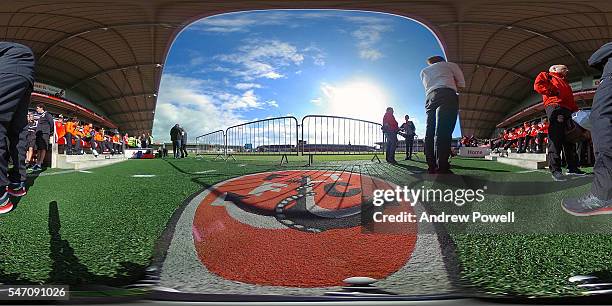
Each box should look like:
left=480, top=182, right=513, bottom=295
left=194, top=170, right=216, bottom=174
left=132, top=174, right=156, bottom=177
left=78, top=170, right=93, bottom=173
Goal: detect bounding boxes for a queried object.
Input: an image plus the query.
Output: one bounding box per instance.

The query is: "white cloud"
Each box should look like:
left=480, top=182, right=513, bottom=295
left=152, top=74, right=270, bottom=142
left=215, top=39, right=304, bottom=81
left=351, top=23, right=390, bottom=61
left=219, top=89, right=265, bottom=110
left=266, top=100, right=279, bottom=108
left=310, top=97, right=323, bottom=106
left=189, top=14, right=283, bottom=33
left=304, top=46, right=326, bottom=66
left=235, top=83, right=261, bottom=90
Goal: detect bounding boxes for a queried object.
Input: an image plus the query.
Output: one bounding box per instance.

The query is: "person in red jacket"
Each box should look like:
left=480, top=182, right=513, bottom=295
left=536, top=118, right=548, bottom=153
left=534, top=64, right=584, bottom=181
left=382, top=107, right=399, bottom=164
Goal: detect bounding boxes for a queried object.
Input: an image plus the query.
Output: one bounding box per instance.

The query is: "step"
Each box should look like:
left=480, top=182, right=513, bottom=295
left=63, top=153, right=123, bottom=163
left=494, top=156, right=547, bottom=169
left=55, top=153, right=126, bottom=170
left=505, top=152, right=547, bottom=161
left=71, top=158, right=127, bottom=170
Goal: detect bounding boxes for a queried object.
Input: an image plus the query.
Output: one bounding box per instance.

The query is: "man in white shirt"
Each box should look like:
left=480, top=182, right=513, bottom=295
left=420, top=56, right=465, bottom=174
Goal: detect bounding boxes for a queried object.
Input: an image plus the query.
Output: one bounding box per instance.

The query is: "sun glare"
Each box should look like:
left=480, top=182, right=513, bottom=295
left=322, top=81, right=389, bottom=122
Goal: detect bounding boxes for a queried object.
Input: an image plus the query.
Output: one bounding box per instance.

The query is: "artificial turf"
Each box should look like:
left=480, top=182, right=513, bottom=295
left=0, top=153, right=609, bottom=298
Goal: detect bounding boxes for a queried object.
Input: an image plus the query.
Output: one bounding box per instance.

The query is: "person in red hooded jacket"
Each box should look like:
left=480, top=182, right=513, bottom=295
left=382, top=107, right=399, bottom=164
left=534, top=64, right=584, bottom=181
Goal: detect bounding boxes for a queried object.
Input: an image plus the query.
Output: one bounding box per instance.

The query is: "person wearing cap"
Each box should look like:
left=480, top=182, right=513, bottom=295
left=420, top=55, right=465, bottom=174
left=562, top=43, right=612, bottom=215
left=534, top=64, right=584, bottom=181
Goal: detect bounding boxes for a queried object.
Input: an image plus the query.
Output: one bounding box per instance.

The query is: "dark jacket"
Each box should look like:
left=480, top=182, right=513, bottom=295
left=0, top=42, right=35, bottom=85
left=170, top=126, right=181, bottom=141
left=400, top=121, right=416, bottom=136
left=181, top=129, right=187, bottom=143
left=35, top=111, right=54, bottom=135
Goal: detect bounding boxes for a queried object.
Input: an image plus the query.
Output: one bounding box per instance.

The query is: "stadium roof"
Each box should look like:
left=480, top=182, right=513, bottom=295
left=2, top=0, right=610, bottom=137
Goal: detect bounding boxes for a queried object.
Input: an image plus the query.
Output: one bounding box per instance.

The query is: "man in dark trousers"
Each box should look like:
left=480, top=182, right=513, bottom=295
left=180, top=128, right=188, bottom=158
left=400, top=114, right=416, bottom=160
left=170, top=124, right=182, bottom=159
left=0, top=42, right=35, bottom=214
left=382, top=107, right=399, bottom=164
left=420, top=55, right=465, bottom=174
left=32, top=104, right=54, bottom=171
left=534, top=64, right=584, bottom=181
left=562, top=43, right=612, bottom=215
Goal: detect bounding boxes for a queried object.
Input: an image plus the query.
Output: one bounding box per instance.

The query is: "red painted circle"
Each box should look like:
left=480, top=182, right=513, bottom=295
left=193, top=170, right=417, bottom=287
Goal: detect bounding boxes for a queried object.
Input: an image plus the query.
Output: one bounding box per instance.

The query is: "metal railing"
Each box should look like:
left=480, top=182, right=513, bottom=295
left=301, top=115, right=385, bottom=164
left=193, top=115, right=402, bottom=165
left=194, top=130, right=225, bottom=158
left=225, top=116, right=299, bottom=163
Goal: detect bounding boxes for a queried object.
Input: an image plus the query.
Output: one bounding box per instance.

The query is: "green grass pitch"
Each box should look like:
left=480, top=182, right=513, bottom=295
left=0, top=153, right=609, bottom=298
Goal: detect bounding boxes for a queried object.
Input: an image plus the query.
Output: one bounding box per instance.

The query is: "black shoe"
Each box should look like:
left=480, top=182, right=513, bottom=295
left=562, top=193, right=612, bottom=216
left=551, top=171, right=565, bottom=181
left=567, top=168, right=587, bottom=176
left=427, top=167, right=437, bottom=174
left=437, top=169, right=454, bottom=175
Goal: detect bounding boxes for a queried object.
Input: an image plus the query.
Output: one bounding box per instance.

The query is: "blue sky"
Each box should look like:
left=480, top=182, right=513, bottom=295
left=153, top=10, right=461, bottom=142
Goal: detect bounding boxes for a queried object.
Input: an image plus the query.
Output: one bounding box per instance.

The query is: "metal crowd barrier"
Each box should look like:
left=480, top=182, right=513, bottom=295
left=225, top=116, right=299, bottom=164
left=301, top=115, right=385, bottom=165
left=194, top=130, right=225, bottom=159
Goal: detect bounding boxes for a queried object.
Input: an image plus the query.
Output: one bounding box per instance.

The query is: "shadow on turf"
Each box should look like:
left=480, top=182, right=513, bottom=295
left=46, top=201, right=147, bottom=288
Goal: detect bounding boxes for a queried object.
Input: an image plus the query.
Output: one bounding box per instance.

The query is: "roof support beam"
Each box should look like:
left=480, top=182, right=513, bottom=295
left=459, top=108, right=505, bottom=115
left=108, top=110, right=154, bottom=117
left=39, top=22, right=178, bottom=62
left=97, top=92, right=157, bottom=106
left=457, top=61, right=532, bottom=81
left=69, top=63, right=162, bottom=90
left=439, top=22, right=589, bottom=76
left=461, top=91, right=520, bottom=104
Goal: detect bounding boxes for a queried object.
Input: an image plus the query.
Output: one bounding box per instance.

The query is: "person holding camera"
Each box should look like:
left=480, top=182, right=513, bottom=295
left=534, top=64, right=585, bottom=181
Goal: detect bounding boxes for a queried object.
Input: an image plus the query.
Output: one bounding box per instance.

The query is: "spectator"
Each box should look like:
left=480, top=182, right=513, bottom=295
left=140, top=133, right=148, bottom=149
left=536, top=118, right=549, bottom=153
left=123, top=133, right=129, bottom=151
left=25, top=112, right=37, bottom=168
left=0, top=42, right=34, bottom=213
left=32, top=104, right=54, bottom=171
left=180, top=129, right=188, bottom=158
left=170, top=124, right=182, bottom=159
left=382, top=107, right=399, bottom=164
left=64, top=117, right=79, bottom=155
left=94, top=128, right=104, bottom=153
left=562, top=42, right=612, bottom=215
left=420, top=55, right=465, bottom=174
left=534, top=64, right=584, bottom=181
left=400, top=114, right=416, bottom=160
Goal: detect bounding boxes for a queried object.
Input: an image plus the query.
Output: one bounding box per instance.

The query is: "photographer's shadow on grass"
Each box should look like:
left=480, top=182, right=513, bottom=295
left=46, top=201, right=146, bottom=288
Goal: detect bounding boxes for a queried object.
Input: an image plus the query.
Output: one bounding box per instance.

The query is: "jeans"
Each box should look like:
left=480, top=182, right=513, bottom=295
left=385, top=132, right=397, bottom=162
left=425, top=88, right=458, bottom=171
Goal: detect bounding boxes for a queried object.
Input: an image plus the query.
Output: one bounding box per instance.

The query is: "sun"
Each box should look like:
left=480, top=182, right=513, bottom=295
left=322, top=81, right=389, bottom=122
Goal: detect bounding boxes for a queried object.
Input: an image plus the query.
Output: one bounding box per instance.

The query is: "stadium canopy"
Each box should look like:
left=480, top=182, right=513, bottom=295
left=2, top=0, right=610, bottom=137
